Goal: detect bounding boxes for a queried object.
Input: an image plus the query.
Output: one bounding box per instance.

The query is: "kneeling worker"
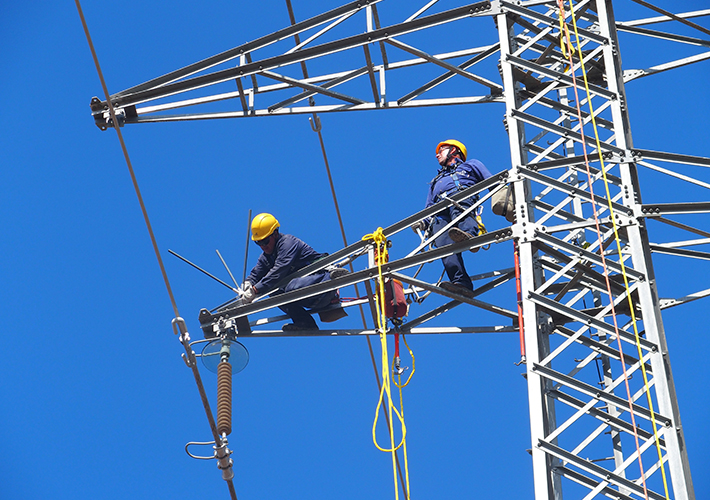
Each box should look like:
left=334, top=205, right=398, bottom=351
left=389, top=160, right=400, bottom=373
left=241, top=213, right=346, bottom=331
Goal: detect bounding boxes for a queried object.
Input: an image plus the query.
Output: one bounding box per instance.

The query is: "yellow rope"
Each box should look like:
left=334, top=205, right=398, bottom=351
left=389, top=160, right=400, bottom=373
left=391, top=335, right=414, bottom=496
left=476, top=213, right=488, bottom=235
left=362, top=228, right=410, bottom=500
left=396, top=370, right=411, bottom=496
left=557, top=3, right=669, bottom=498
left=564, top=3, right=670, bottom=497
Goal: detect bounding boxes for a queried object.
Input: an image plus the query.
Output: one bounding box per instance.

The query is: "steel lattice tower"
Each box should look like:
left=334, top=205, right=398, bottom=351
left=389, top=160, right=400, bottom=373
left=92, top=1, right=709, bottom=498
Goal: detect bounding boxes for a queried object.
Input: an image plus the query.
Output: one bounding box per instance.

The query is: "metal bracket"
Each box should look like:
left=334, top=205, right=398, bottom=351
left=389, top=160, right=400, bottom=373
left=185, top=440, right=217, bottom=460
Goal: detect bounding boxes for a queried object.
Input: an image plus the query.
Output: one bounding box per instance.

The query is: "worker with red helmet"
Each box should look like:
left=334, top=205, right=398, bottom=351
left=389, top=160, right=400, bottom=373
left=242, top=213, right=347, bottom=331
left=414, top=139, right=492, bottom=297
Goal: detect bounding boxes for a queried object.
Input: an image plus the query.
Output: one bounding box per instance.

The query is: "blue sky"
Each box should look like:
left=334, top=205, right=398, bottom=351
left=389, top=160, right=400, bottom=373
left=1, top=1, right=709, bottom=499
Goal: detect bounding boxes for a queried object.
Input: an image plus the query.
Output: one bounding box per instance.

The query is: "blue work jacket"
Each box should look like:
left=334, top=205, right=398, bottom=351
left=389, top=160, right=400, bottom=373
left=425, top=158, right=492, bottom=209
left=248, top=233, right=324, bottom=293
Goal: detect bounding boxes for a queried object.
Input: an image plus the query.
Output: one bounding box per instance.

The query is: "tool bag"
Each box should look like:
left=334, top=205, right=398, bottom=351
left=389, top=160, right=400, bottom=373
left=377, top=278, right=408, bottom=319
left=491, top=183, right=515, bottom=223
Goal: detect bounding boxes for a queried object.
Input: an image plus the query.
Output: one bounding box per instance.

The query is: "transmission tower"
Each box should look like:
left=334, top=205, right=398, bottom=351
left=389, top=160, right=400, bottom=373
left=90, top=1, right=710, bottom=499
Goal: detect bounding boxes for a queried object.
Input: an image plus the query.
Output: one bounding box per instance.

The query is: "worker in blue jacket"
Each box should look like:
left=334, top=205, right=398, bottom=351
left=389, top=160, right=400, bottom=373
left=413, top=139, right=492, bottom=298
left=241, top=213, right=347, bottom=331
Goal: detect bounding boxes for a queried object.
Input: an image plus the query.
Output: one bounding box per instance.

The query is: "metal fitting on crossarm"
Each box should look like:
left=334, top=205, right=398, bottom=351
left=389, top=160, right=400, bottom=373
left=214, top=439, right=235, bottom=481
left=90, top=96, right=137, bottom=130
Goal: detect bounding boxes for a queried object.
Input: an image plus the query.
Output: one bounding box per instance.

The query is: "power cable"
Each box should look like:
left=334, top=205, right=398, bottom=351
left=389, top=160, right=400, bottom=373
left=74, top=2, right=236, bottom=498
left=282, top=2, right=409, bottom=497
left=74, top=0, right=179, bottom=319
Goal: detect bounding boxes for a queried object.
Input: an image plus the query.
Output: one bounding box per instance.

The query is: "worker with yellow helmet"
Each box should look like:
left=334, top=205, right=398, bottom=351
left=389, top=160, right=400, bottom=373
left=413, top=139, right=492, bottom=297
left=241, top=213, right=348, bottom=331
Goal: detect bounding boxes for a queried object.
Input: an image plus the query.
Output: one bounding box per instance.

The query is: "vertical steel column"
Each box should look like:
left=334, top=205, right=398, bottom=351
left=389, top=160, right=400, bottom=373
left=497, top=10, right=561, bottom=500
left=495, top=0, right=697, bottom=498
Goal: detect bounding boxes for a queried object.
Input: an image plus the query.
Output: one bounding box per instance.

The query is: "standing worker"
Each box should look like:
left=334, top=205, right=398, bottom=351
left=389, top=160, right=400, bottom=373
left=412, top=139, right=492, bottom=298
left=241, top=213, right=347, bottom=331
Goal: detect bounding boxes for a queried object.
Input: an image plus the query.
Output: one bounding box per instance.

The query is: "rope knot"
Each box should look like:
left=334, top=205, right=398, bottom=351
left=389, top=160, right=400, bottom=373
left=362, top=227, right=389, bottom=265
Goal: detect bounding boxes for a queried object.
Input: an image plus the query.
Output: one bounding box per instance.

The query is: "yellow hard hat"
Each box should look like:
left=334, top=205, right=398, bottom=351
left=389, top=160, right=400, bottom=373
left=436, top=139, right=467, bottom=161
left=251, top=213, right=280, bottom=241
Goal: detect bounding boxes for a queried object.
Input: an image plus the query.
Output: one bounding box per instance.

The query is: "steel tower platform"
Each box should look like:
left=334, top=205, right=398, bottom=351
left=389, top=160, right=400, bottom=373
left=91, top=1, right=710, bottom=499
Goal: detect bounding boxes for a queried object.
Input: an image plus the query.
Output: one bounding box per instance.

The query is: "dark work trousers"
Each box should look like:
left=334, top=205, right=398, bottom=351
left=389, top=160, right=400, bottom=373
left=431, top=199, right=480, bottom=290
left=278, top=271, right=337, bottom=328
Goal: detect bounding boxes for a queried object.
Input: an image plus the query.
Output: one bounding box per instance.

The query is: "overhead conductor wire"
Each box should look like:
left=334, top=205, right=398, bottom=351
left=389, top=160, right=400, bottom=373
left=557, top=2, right=669, bottom=498
left=283, top=1, right=409, bottom=497
left=74, top=2, right=237, bottom=499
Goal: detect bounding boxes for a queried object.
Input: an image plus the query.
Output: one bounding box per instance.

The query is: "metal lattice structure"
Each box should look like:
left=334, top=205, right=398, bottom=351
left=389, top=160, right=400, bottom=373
left=92, top=1, right=710, bottom=499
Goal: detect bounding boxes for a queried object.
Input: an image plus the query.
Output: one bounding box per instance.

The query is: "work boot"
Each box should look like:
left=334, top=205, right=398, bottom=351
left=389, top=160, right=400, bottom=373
left=318, top=306, right=348, bottom=322
left=439, top=281, right=475, bottom=299
left=329, top=267, right=350, bottom=279
left=448, top=227, right=479, bottom=253
left=282, top=323, right=318, bottom=332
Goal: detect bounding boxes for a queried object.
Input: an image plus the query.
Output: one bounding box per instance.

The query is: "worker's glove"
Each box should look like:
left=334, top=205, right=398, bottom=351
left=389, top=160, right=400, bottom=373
left=241, top=286, right=256, bottom=305
left=410, top=219, right=428, bottom=233
left=242, top=281, right=253, bottom=293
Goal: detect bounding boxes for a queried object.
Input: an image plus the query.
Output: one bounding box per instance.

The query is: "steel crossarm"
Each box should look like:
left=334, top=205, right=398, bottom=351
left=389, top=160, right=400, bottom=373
left=235, top=325, right=518, bottom=337
left=640, top=201, right=710, bottom=216
left=91, top=0, right=498, bottom=123
left=203, top=176, right=500, bottom=316
left=385, top=37, right=503, bottom=92
left=634, top=149, right=710, bottom=167
left=647, top=245, right=710, bottom=261
left=617, top=8, right=710, bottom=28
left=391, top=271, right=519, bottom=320
left=659, top=288, right=710, bottom=310
left=268, top=66, right=370, bottom=111
left=200, top=227, right=514, bottom=328
left=397, top=43, right=501, bottom=104
left=106, top=0, right=385, bottom=99
left=259, top=70, right=366, bottom=105
left=624, top=50, right=710, bottom=82
left=613, top=24, right=710, bottom=48
left=399, top=299, right=463, bottom=330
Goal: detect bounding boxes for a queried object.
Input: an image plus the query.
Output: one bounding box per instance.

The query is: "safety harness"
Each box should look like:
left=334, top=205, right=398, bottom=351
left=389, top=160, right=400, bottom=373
left=431, top=160, right=488, bottom=237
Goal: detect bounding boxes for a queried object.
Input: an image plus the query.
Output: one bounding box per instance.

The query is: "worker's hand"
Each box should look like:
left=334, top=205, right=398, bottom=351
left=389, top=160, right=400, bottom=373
left=411, top=219, right=428, bottom=233
left=241, top=286, right=256, bottom=305
left=242, top=281, right=253, bottom=293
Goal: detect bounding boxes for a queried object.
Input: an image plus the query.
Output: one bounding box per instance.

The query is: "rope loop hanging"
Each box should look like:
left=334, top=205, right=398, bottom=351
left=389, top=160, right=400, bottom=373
left=363, top=227, right=411, bottom=500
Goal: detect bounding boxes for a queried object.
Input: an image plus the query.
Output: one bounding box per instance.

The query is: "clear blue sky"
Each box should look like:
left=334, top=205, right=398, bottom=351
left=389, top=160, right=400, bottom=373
left=1, top=1, right=708, bottom=499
